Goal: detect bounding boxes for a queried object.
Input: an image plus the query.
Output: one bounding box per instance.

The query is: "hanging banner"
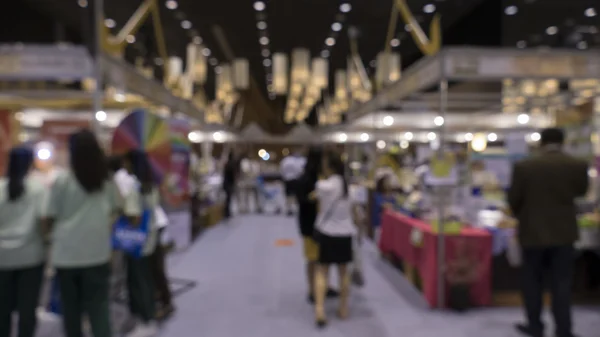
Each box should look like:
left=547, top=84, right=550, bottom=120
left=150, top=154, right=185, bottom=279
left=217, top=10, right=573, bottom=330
left=0, top=45, right=92, bottom=80
left=0, top=110, right=18, bottom=175
left=40, top=120, right=91, bottom=167
left=161, top=118, right=191, bottom=209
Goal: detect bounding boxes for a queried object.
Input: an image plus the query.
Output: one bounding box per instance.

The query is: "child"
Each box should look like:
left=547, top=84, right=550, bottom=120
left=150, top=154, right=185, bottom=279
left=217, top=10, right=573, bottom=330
left=371, top=175, right=397, bottom=244
left=446, top=238, right=479, bottom=312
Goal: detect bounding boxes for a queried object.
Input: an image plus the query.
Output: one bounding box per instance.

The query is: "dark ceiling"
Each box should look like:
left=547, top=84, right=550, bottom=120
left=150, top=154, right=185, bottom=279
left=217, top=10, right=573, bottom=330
left=1, top=0, right=598, bottom=131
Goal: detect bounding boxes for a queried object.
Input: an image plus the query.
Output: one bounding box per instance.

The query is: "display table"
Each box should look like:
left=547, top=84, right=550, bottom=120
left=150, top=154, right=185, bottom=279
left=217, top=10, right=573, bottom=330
left=379, top=210, right=493, bottom=308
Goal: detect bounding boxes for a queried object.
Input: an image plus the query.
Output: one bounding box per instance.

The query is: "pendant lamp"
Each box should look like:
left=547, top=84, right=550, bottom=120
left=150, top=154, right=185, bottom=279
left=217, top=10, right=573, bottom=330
left=233, top=58, right=249, bottom=90
left=272, top=53, right=288, bottom=94
left=291, top=48, right=310, bottom=84
left=311, top=58, right=328, bottom=89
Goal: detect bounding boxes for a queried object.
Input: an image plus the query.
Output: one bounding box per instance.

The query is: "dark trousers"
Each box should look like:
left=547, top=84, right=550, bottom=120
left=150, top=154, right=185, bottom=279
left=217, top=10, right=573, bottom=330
left=521, top=245, right=574, bottom=337
left=0, top=264, right=44, bottom=337
left=125, top=255, right=155, bottom=322
left=223, top=185, right=233, bottom=218
left=150, top=240, right=172, bottom=308
left=57, top=263, right=111, bottom=337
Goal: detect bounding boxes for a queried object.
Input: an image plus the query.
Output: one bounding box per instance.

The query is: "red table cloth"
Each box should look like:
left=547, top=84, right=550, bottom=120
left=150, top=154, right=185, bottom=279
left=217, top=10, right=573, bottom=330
left=379, top=210, right=492, bottom=308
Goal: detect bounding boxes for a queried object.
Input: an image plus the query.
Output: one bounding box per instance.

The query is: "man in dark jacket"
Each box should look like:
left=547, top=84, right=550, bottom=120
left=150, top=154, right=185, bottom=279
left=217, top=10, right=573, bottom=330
left=508, top=128, right=588, bottom=337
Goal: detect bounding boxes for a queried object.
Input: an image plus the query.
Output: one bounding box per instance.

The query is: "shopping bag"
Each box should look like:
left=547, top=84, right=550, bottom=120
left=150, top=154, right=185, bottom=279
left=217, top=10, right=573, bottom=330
left=112, top=209, right=152, bottom=258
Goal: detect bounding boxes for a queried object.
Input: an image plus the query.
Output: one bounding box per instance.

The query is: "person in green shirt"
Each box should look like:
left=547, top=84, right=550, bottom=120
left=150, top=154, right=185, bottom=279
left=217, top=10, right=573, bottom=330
left=45, top=130, right=120, bottom=337
left=0, top=147, right=46, bottom=337
left=122, top=150, right=160, bottom=337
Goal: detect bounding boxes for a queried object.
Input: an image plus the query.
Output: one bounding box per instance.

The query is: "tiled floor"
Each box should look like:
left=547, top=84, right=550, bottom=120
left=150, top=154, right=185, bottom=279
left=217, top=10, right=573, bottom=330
left=37, top=214, right=599, bottom=336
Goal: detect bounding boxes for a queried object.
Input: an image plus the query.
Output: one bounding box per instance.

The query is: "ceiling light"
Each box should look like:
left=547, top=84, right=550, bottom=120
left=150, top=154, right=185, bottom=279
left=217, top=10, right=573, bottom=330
left=78, top=0, right=88, bottom=8
left=257, top=21, right=267, bottom=30
left=340, top=3, right=352, bottom=13
left=427, top=132, right=437, bottom=141
left=464, top=133, right=473, bottom=141
left=193, top=36, right=202, bottom=44
left=400, top=140, right=409, bottom=149
left=165, top=0, right=178, bottom=10
left=321, top=50, right=330, bottom=58
left=254, top=1, right=265, bottom=11
left=423, top=4, right=436, bottom=13
left=259, top=36, right=269, bottom=45
left=332, top=22, right=342, bottom=31
left=585, top=8, right=597, bottom=17
left=487, top=133, right=498, bottom=142
left=209, top=58, right=218, bottom=66
left=215, top=66, right=222, bottom=73
left=390, top=38, right=400, bottom=47
left=383, top=115, right=394, bottom=126
left=202, top=48, right=211, bottom=56
left=530, top=132, right=541, bottom=142
left=360, top=133, right=369, bottom=142
left=104, top=18, right=116, bottom=28
left=517, top=113, right=530, bottom=124
left=263, top=59, right=271, bottom=67
left=433, top=116, right=444, bottom=126
left=181, top=20, right=192, bottom=29
left=325, top=37, right=336, bottom=46
left=114, top=93, right=126, bottom=102
left=546, top=26, right=558, bottom=35
left=376, top=140, right=386, bottom=149
left=338, top=133, right=347, bottom=142
left=261, top=49, right=270, bottom=57
left=95, top=110, right=107, bottom=122
left=126, top=35, right=136, bottom=44
left=516, top=40, right=527, bottom=48
left=188, top=132, right=201, bottom=142
left=404, top=132, right=413, bottom=140
left=405, top=24, right=412, bottom=32
left=154, top=57, right=163, bottom=66
left=213, top=132, right=224, bottom=142
left=577, top=41, right=588, bottom=49
left=504, top=5, right=518, bottom=15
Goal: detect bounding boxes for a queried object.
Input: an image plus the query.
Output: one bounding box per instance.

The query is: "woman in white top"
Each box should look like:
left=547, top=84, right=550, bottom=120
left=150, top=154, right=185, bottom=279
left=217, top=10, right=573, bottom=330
left=311, top=151, right=356, bottom=328
left=122, top=150, right=160, bottom=337
left=0, top=147, right=46, bottom=337
left=45, top=130, right=120, bottom=337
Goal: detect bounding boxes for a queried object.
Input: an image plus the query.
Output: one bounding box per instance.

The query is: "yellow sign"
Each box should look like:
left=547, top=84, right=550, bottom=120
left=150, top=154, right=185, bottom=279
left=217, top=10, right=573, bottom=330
left=430, top=153, right=455, bottom=178
left=394, top=0, right=442, bottom=56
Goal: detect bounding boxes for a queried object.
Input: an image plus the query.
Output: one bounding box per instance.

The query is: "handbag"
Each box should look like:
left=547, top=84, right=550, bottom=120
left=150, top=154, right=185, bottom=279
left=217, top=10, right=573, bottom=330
left=112, top=189, right=152, bottom=258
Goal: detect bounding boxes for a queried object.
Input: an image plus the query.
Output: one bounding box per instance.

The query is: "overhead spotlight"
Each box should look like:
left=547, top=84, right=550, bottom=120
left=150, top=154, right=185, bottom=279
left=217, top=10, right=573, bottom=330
left=95, top=110, right=107, bottom=122
left=126, top=35, right=136, bottom=44
left=427, top=132, right=437, bottom=141
left=331, top=22, right=342, bottom=31
left=181, top=20, right=192, bottom=29
left=215, top=66, right=222, bottom=74
left=383, top=115, right=394, bottom=126
left=340, top=3, right=352, bottom=13
left=259, top=36, right=269, bottom=45
left=202, top=48, right=211, bottom=56
left=254, top=1, right=265, bottom=11
left=209, top=58, right=218, bottom=66
left=487, top=133, right=498, bottom=142
left=530, top=132, right=541, bottom=142
left=213, top=132, right=224, bottom=142
left=404, top=132, right=413, bottom=140
left=325, top=37, right=336, bottom=46
left=78, top=0, right=88, bottom=8
left=192, top=36, right=202, bottom=44
left=546, top=26, right=558, bottom=35
left=261, top=49, right=270, bottom=57
left=577, top=41, right=588, bottom=49
left=360, top=133, right=370, bottom=142
left=517, top=113, right=530, bottom=124
left=423, top=4, right=436, bottom=13
left=376, top=140, right=386, bottom=150
left=516, top=40, right=527, bottom=48
left=258, top=149, right=267, bottom=157
left=504, top=5, right=518, bottom=15
left=338, top=133, right=348, bottom=142
left=585, top=7, right=597, bottom=17
left=154, top=57, right=164, bottom=66
left=321, top=50, right=330, bottom=58
left=165, top=0, right=178, bottom=10
left=400, top=140, right=409, bottom=149
left=464, top=132, right=473, bottom=141
left=104, top=18, right=116, bottom=28
left=188, top=132, right=202, bottom=142
left=390, top=38, right=400, bottom=47
left=263, top=59, right=271, bottom=67
left=433, top=116, right=444, bottom=126
left=405, top=24, right=412, bottom=32
left=257, top=21, right=267, bottom=30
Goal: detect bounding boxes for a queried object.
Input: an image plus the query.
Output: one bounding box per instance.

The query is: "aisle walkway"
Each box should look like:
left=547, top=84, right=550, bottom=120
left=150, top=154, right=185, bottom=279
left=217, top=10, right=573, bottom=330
left=161, top=215, right=598, bottom=337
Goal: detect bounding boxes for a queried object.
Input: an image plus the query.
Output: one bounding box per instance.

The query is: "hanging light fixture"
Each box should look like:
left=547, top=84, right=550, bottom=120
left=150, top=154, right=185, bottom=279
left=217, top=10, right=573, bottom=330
left=291, top=48, right=310, bottom=84
left=311, top=58, right=329, bottom=89
left=166, top=57, right=183, bottom=87
left=335, top=70, right=347, bottom=99
left=233, top=58, right=249, bottom=90
left=272, top=53, right=289, bottom=94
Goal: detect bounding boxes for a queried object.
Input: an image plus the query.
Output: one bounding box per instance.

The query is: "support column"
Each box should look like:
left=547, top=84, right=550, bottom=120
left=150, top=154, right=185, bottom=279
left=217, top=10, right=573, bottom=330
left=91, top=0, right=104, bottom=136
left=436, top=60, right=448, bottom=309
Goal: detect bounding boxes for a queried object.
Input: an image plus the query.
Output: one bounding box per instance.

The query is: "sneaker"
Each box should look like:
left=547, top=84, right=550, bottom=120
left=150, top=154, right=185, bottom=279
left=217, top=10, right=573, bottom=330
left=127, top=322, right=158, bottom=337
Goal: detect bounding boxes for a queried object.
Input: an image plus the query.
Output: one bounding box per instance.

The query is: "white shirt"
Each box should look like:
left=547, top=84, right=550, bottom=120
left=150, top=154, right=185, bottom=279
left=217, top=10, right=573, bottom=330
left=114, top=169, right=136, bottom=197
left=315, top=175, right=356, bottom=237
left=279, top=155, right=306, bottom=181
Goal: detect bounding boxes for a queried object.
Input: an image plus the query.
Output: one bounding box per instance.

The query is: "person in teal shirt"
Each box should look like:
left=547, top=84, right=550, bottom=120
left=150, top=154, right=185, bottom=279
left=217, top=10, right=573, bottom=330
left=122, top=150, right=160, bottom=337
left=0, top=147, right=46, bottom=337
left=45, top=130, right=120, bottom=337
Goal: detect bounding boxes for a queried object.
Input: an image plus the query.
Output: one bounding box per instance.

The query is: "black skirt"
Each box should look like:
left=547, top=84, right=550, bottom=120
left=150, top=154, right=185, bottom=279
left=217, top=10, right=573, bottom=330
left=316, top=231, right=353, bottom=265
